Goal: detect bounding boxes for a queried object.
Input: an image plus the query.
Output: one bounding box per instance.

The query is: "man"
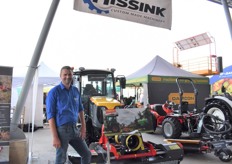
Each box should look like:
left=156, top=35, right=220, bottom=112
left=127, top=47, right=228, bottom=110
left=46, top=66, right=91, bottom=164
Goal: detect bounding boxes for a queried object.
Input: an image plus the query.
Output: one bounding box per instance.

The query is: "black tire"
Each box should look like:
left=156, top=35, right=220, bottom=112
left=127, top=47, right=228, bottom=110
left=218, top=148, right=232, bottom=162
left=162, top=117, right=182, bottom=139
left=85, top=119, right=93, bottom=146
left=146, top=116, right=157, bottom=134
left=204, top=101, right=230, bottom=122
left=151, top=115, right=157, bottom=133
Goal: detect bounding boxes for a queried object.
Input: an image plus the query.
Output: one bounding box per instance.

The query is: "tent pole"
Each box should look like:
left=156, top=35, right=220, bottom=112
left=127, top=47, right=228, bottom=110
left=10, top=0, right=60, bottom=139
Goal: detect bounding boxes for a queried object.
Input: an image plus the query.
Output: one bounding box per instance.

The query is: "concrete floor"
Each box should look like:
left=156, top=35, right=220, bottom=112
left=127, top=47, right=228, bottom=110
left=25, top=125, right=231, bottom=164
left=26, top=125, right=56, bottom=164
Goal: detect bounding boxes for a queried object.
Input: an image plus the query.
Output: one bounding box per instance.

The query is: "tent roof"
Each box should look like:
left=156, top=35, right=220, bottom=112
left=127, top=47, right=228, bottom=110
left=37, top=61, right=59, bottom=77
left=12, top=62, right=60, bottom=87
left=12, top=77, right=60, bottom=88
left=126, top=55, right=206, bottom=80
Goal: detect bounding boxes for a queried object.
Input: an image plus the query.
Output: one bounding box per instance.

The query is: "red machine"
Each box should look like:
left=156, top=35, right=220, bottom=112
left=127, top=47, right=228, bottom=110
left=68, top=108, right=184, bottom=164
left=69, top=127, right=184, bottom=164
left=149, top=101, right=175, bottom=132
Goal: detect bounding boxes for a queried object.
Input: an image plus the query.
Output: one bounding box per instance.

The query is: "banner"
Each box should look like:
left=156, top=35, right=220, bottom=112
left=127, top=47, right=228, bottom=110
left=0, top=66, right=13, bottom=164
left=74, top=0, right=172, bottom=30
left=210, top=65, right=232, bottom=95
left=103, top=108, right=154, bottom=136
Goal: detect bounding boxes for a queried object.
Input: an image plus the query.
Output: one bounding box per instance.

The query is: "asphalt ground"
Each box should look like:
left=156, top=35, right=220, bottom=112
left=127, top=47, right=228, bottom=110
left=142, top=128, right=227, bottom=164
left=25, top=126, right=231, bottom=164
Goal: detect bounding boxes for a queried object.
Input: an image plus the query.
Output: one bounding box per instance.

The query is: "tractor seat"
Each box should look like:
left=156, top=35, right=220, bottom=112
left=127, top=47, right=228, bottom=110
left=180, top=101, right=189, bottom=114
left=154, top=104, right=167, bottom=116
left=83, top=84, right=97, bottom=95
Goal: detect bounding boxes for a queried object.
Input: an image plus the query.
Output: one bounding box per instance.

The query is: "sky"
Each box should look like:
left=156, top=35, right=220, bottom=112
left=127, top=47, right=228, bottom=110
left=1, top=0, right=232, bottom=77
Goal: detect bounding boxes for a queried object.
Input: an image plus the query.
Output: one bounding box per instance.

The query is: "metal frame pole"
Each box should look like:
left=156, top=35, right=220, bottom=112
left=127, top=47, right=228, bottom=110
left=10, top=0, right=60, bottom=139
left=221, top=0, right=232, bottom=40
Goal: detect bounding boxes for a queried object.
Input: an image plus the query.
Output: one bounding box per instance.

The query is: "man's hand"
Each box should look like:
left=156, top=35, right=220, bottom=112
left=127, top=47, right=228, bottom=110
left=48, top=118, right=61, bottom=149
left=53, top=136, right=61, bottom=149
left=80, top=126, right=86, bottom=140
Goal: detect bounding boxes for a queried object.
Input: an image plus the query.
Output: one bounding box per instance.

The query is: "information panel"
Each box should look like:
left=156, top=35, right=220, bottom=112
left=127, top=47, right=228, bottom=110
left=0, top=66, right=13, bottom=164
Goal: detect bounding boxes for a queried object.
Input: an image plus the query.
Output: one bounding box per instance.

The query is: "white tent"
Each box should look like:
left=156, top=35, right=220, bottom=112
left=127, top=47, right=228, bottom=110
left=12, top=62, right=60, bottom=127
left=125, top=56, right=210, bottom=109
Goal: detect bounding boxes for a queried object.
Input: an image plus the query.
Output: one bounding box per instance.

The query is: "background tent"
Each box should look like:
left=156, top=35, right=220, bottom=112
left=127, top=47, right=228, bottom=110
left=210, top=65, right=232, bottom=95
left=12, top=62, right=60, bottom=128
left=12, top=61, right=60, bottom=88
left=126, top=55, right=210, bottom=110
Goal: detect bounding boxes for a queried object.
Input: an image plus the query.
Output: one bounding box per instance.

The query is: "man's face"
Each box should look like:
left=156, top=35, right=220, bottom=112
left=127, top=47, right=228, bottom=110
left=60, top=69, right=73, bottom=85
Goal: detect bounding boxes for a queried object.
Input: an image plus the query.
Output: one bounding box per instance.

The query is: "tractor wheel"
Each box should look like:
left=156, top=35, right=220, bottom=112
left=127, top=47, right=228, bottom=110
left=85, top=119, right=93, bottom=146
left=218, top=148, right=232, bottom=162
left=204, top=101, right=230, bottom=122
left=151, top=115, right=157, bottom=133
left=162, top=117, right=182, bottom=139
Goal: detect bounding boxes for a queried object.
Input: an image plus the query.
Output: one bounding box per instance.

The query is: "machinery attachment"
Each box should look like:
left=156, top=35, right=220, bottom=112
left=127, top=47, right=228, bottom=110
left=165, top=138, right=232, bottom=162
left=68, top=108, right=184, bottom=164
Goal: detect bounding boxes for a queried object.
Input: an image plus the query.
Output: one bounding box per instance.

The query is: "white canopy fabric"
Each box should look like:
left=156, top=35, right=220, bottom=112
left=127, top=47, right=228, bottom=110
left=12, top=62, right=60, bottom=88
left=126, top=55, right=205, bottom=82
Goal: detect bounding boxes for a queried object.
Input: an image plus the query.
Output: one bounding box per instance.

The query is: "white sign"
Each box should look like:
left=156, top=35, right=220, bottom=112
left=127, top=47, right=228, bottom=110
left=74, top=0, right=172, bottom=30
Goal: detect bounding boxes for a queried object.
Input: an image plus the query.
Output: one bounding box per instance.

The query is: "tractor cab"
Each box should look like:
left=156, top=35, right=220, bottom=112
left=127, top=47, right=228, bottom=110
left=72, top=67, right=126, bottom=144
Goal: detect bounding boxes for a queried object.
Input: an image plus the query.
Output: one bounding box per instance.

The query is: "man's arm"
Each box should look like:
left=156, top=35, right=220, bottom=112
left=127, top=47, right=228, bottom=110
left=79, top=110, right=86, bottom=139
left=48, top=118, right=61, bottom=148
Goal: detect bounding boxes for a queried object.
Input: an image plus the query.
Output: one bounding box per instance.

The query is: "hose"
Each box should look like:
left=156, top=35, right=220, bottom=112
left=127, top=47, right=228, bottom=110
left=202, top=114, right=232, bottom=135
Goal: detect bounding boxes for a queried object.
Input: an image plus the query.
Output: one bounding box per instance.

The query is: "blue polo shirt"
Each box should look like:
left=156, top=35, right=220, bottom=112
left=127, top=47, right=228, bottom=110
left=46, top=82, right=84, bottom=127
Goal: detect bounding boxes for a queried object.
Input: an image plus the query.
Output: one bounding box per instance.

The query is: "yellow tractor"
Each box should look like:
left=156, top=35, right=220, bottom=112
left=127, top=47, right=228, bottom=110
left=72, top=67, right=126, bottom=145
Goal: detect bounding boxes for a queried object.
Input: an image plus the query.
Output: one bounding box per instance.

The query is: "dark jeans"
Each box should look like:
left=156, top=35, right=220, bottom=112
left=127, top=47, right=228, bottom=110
left=56, top=124, right=91, bottom=164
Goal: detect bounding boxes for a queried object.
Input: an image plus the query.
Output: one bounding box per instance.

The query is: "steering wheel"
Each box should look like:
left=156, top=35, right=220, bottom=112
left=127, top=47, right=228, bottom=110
left=202, top=114, right=232, bottom=134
